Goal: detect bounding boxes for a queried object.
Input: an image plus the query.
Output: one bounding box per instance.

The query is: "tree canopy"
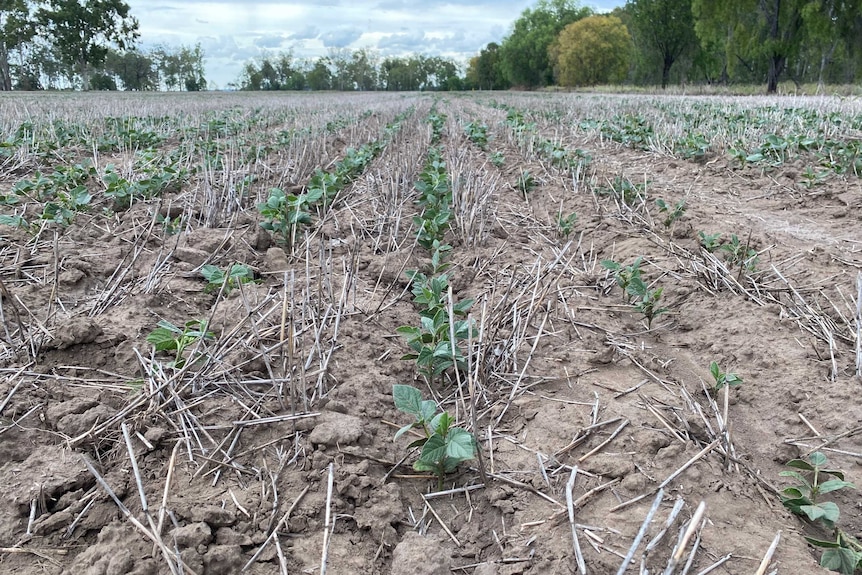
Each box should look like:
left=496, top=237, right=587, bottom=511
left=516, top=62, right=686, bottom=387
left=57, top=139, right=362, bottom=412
left=626, top=0, right=697, bottom=88
left=37, top=0, right=139, bottom=90
left=499, top=0, right=592, bottom=88
left=550, top=15, right=632, bottom=87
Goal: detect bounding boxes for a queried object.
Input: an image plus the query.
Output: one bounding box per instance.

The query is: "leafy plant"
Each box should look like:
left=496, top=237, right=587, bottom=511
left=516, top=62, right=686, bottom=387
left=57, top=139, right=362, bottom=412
left=146, top=319, right=215, bottom=369
left=626, top=276, right=668, bottom=329
left=674, top=133, right=710, bottom=161
left=258, top=187, right=323, bottom=250
left=40, top=186, right=92, bottom=227
left=698, top=231, right=722, bottom=252
left=601, top=257, right=643, bottom=300
left=709, top=361, right=743, bottom=391
left=200, top=264, right=257, bottom=294
left=517, top=170, right=536, bottom=196
left=463, top=121, right=489, bottom=149
left=0, top=214, right=29, bottom=230
left=801, top=165, right=830, bottom=189
left=720, top=234, right=759, bottom=272
left=156, top=213, right=185, bottom=235
left=781, top=452, right=861, bottom=575
left=393, top=384, right=477, bottom=490
left=489, top=151, right=505, bottom=167
left=557, top=211, right=578, bottom=238
left=655, top=198, right=686, bottom=229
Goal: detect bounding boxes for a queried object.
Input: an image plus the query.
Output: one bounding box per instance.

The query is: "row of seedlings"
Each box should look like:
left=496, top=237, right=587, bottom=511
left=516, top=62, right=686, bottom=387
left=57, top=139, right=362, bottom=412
left=393, top=108, right=479, bottom=491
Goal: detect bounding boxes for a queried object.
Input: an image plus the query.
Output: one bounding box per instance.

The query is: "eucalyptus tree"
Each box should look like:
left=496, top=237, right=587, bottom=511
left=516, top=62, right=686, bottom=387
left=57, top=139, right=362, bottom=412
left=37, top=0, right=139, bottom=90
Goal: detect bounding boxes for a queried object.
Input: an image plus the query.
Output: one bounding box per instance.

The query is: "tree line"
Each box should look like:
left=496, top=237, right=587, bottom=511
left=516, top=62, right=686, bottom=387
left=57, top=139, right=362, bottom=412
left=467, top=0, right=862, bottom=93
left=0, top=0, right=204, bottom=91
left=5, top=0, right=860, bottom=93
left=232, top=49, right=464, bottom=92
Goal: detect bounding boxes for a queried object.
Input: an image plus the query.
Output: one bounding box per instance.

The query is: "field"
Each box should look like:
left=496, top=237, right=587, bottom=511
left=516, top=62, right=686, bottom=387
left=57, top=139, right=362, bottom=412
left=0, top=90, right=861, bottom=575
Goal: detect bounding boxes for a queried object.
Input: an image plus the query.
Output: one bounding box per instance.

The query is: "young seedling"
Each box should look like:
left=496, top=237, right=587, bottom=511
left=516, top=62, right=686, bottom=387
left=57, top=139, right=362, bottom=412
left=709, top=361, right=743, bottom=391
left=393, top=384, right=477, bottom=490
left=655, top=198, right=686, bottom=229
left=557, top=211, right=577, bottom=238
left=200, top=264, right=257, bottom=294
left=146, top=319, right=214, bottom=369
left=396, top=308, right=473, bottom=384
left=258, top=186, right=323, bottom=250
left=489, top=151, right=505, bottom=167
left=698, top=231, right=722, bottom=252
left=516, top=170, right=536, bottom=197
left=601, top=257, right=643, bottom=301
left=781, top=452, right=861, bottom=574
left=626, top=276, right=668, bottom=329
left=720, top=234, right=758, bottom=272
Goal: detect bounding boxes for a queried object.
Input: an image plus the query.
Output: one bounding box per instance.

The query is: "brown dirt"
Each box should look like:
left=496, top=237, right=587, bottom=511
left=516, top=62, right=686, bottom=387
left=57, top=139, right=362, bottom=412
left=1, top=92, right=861, bottom=575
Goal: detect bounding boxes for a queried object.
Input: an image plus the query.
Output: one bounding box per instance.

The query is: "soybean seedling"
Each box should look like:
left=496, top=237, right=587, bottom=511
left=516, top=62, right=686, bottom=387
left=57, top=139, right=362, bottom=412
left=698, top=231, right=722, bottom=252
left=557, top=211, right=577, bottom=238
left=781, top=452, right=861, bottom=574
left=709, top=361, right=743, bottom=391
left=626, top=276, right=667, bottom=329
left=601, top=257, right=643, bottom=301
left=516, top=170, right=536, bottom=198
left=200, top=264, right=257, bottom=294
left=720, top=233, right=759, bottom=273
left=146, top=319, right=214, bottom=368
left=393, top=384, right=477, bottom=490
left=655, top=198, right=686, bottom=229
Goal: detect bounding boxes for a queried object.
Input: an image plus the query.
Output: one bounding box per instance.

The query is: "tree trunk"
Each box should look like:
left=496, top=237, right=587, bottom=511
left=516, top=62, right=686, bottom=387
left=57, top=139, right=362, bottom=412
left=767, top=55, right=785, bottom=93
left=0, top=42, right=11, bottom=91
left=661, top=54, right=674, bottom=89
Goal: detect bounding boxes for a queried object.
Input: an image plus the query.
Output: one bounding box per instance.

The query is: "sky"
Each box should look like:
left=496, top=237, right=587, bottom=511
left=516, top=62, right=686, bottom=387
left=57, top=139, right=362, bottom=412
left=125, top=1, right=622, bottom=88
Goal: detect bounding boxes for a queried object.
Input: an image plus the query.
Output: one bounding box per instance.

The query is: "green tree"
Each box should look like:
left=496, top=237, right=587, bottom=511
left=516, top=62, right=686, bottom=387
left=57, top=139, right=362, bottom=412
left=305, top=56, right=332, bottom=90
left=104, top=48, right=156, bottom=90
left=466, top=42, right=508, bottom=89
left=155, top=43, right=205, bottom=91
left=348, top=47, right=378, bottom=91
left=381, top=56, right=423, bottom=90
left=550, top=15, right=632, bottom=86
left=499, top=0, right=592, bottom=87
left=37, top=0, right=139, bottom=90
left=798, top=0, right=862, bottom=86
left=0, top=0, right=35, bottom=91
left=692, top=0, right=809, bottom=92
left=626, top=0, right=697, bottom=88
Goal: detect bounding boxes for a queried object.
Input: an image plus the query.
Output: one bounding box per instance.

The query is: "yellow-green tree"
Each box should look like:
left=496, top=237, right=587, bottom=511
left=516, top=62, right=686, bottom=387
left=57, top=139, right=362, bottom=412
left=550, top=15, right=632, bottom=86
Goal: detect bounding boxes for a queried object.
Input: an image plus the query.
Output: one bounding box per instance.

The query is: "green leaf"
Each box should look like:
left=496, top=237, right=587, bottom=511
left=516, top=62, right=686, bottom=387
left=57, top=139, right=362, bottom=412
left=406, top=438, right=426, bottom=450
left=418, top=400, right=437, bottom=423
left=785, top=459, right=815, bottom=472
left=818, top=480, right=855, bottom=495
left=418, top=433, right=447, bottom=466
left=781, top=487, right=803, bottom=499
left=394, top=423, right=415, bottom=442
left=413, top=458, right=439, bottom=473
left=809, top=452, right=828, bottom=468
left=146, top=326, right=179, bottom=352
left=821, top=547, right=861, bottom=575
left=446, top=428, right=476, bottom=461
left=393, top=384, right=423, bottom=417
left=432, top=412, right=453, bottom=437
left=801, top=504, right=828, bottom=522
left=781, top=496, right=810, bottom=515
left=801, top=501, right=839, bottom=525
left=200, top=264, right=224, bottom=284
left=779, top=470, right=811, bottom=487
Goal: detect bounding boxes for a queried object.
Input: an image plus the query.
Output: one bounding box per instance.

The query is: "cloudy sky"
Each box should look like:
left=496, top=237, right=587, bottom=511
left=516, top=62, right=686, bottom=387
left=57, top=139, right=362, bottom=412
left=125, top=0, right=622, bottom=88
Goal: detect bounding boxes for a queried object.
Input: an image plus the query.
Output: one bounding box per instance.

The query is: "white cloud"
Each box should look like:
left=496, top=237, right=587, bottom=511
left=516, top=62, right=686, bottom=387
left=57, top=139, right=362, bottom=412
left=126, top=0, right=623, bottom=87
